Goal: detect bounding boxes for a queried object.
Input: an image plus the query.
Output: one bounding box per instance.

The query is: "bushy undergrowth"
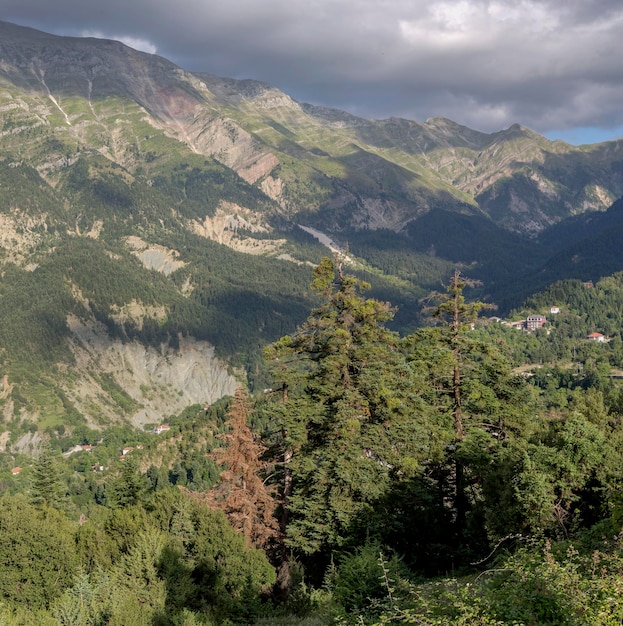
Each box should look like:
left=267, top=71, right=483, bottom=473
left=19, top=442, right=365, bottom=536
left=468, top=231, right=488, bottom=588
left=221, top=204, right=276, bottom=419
left=322, top=537, right=623, bottom=626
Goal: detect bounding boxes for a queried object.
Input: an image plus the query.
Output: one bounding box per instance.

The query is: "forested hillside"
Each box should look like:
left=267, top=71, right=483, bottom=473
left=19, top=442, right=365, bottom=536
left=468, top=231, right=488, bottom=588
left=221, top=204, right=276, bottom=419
left=2, top=20, right=623, bottom=434
left=4, top=20, right=623, bottom=623
left=4, top=261, right=623, bottom=624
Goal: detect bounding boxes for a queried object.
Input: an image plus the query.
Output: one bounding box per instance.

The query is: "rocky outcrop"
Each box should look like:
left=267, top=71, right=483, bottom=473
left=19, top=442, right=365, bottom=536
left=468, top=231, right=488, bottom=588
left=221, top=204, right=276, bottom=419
left=65, top=315, right=238, bottom=428
left=190, top=202, right=286, bottom=255
left=185, top=116, right=279, bottom=183
left=125, top=236, right=186, bottom=276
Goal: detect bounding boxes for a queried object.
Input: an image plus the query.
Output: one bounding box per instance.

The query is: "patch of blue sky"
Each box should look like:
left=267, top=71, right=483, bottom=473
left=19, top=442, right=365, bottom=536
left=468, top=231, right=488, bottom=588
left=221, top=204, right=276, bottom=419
left=545, top=126, right=623, bottom=146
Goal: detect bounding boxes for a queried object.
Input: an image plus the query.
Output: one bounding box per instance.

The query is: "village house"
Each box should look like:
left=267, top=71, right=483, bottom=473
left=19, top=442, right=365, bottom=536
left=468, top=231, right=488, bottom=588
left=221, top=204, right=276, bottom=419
left=153, top=424, right=171, bottom=434
left=505, top=314, right=548, bottom=332
left=508, top=320, right=527, bottom=330
left=587, top=332, right=606, bottom=342
left=121, top=444, right=144, bottom=458
left=526, top=315, right=547, bottom=331
left=63, top=443, right=95, bottom=457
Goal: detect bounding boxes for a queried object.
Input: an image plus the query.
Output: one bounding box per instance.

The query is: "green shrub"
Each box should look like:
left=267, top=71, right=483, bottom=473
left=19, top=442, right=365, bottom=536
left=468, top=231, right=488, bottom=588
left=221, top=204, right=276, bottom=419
left=328, top=541, right=409, bottom=613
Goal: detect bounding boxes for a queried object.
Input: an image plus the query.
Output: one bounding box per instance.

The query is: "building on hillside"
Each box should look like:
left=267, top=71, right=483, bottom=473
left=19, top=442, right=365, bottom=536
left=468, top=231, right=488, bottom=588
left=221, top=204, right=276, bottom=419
left=11, top=467, right=22, bottom=475
left=587, top=332, right=606, bottom=342
left=526, top=315, right=547, bottom=331
left=154, top=424, right=170, bottom=434
left=550, top=306, right=560, bottom=314
left=63, top=444, right=95, bottom=457
left=508, top=320, right=527, bottom=330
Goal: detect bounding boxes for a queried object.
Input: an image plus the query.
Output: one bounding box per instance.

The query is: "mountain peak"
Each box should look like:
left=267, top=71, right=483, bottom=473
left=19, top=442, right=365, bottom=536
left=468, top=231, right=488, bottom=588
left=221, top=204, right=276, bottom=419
left=0, top=20, right=207, bottom=123
left=1, top=18, right=619, bottom=236
left=194, top=73, right=300, bottom=110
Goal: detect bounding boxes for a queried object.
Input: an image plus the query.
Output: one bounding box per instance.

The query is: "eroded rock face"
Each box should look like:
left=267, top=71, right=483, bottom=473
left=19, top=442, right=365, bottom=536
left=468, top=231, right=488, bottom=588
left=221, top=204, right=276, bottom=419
left=65, top=315, right=238, bottom=428
left=185, top=116, right=279, bottom=184
left=125, top=236, right=186, bottom=275
left=189, top=202, right=286, bottom=255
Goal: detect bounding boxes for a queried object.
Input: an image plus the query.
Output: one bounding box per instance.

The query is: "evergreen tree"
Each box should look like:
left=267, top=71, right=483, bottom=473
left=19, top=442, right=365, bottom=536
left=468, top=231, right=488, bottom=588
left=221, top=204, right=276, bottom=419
left=201, top=387, right=279, bottom=551
left=415, top=270, right=534, bottom=554
left=107, top=456, right=150, bottom=508
left=425, top=271, right=492, bottom=534
left=265, top=257, right=434, bottom=557
left=29, top=441, right=65, bottom=509
left=425, top=270, right=493, bottom=441
left=0, top=494, right=78, bottom=609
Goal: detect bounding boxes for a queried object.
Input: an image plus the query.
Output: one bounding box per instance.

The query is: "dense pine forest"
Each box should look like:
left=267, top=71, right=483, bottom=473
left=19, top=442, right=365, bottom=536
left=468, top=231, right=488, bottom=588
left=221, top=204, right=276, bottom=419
left=4, top=259, right=623, bottom=624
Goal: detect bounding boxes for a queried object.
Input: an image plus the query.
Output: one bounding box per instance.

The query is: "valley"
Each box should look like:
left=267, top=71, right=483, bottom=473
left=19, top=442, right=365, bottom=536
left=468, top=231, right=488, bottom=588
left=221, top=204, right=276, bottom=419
left=3, top=19, right=623, bottom=625
left=2, top=19, right=623, bottom=440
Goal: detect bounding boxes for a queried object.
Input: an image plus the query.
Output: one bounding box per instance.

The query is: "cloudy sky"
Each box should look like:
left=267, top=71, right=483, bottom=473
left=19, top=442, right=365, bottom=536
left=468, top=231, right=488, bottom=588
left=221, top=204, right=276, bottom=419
left=3, top=0, right=623, bottom=144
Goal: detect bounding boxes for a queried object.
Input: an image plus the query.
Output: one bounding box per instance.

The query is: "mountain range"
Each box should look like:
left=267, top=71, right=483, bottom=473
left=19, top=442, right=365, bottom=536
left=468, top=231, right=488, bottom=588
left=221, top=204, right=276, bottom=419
left=1, top=19, right=623, bottom=442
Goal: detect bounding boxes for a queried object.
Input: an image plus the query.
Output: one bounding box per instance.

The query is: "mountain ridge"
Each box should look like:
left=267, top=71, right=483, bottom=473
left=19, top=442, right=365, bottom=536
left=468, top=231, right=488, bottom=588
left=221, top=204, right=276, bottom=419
left=1, top=19, right=622, bottom=442
left=3, top=18, right=621, bottom=236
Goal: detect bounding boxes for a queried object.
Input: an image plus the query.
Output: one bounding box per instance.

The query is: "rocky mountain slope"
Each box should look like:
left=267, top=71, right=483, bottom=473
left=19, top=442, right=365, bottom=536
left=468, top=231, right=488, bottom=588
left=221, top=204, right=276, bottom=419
left=1, top=19, right=622, bottom=442
left=2, top=20, right=623, bottom=237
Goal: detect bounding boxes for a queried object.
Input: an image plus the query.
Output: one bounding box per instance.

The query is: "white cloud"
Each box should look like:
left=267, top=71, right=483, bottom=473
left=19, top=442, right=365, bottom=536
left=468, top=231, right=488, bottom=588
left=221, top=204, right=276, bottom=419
left=80, top=29, right=157, bottom=54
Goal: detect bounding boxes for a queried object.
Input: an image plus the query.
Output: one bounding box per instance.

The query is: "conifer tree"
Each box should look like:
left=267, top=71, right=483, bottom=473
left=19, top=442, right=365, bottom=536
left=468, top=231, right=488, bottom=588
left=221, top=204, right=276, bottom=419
left=426, top=270, right=492, bottom=440
left=202, top=387, right=279, bottom=551
left=107, top=455, right=150, bottom=508
left=418, top=269, right=532, bottom=549
left=29, top=440, right=65, bottom=509
left=265, top=257, right=434, bottom=556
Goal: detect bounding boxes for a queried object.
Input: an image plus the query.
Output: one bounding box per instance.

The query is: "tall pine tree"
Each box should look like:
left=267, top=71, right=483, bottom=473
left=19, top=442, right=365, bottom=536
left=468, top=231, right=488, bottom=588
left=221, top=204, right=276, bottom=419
left=30, top=440, right=65, bottom=509
left=413, top=270, right=533, bottom=557
left=265, top=257, right=434, bottom=557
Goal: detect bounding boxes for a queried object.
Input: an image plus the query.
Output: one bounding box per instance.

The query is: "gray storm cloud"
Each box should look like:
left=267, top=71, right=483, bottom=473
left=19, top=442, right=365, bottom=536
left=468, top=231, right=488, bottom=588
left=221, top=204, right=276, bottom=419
left=3, top=0, right=623, bottom=140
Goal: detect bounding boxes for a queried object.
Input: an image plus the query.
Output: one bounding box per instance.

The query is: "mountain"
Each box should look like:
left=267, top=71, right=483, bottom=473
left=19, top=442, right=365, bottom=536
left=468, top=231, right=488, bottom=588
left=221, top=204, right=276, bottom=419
left=527, top=197, right=623, bottom=288
left=3, top=20, right=623, bottom=234
left=1, top=19, right=623, bottom=442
